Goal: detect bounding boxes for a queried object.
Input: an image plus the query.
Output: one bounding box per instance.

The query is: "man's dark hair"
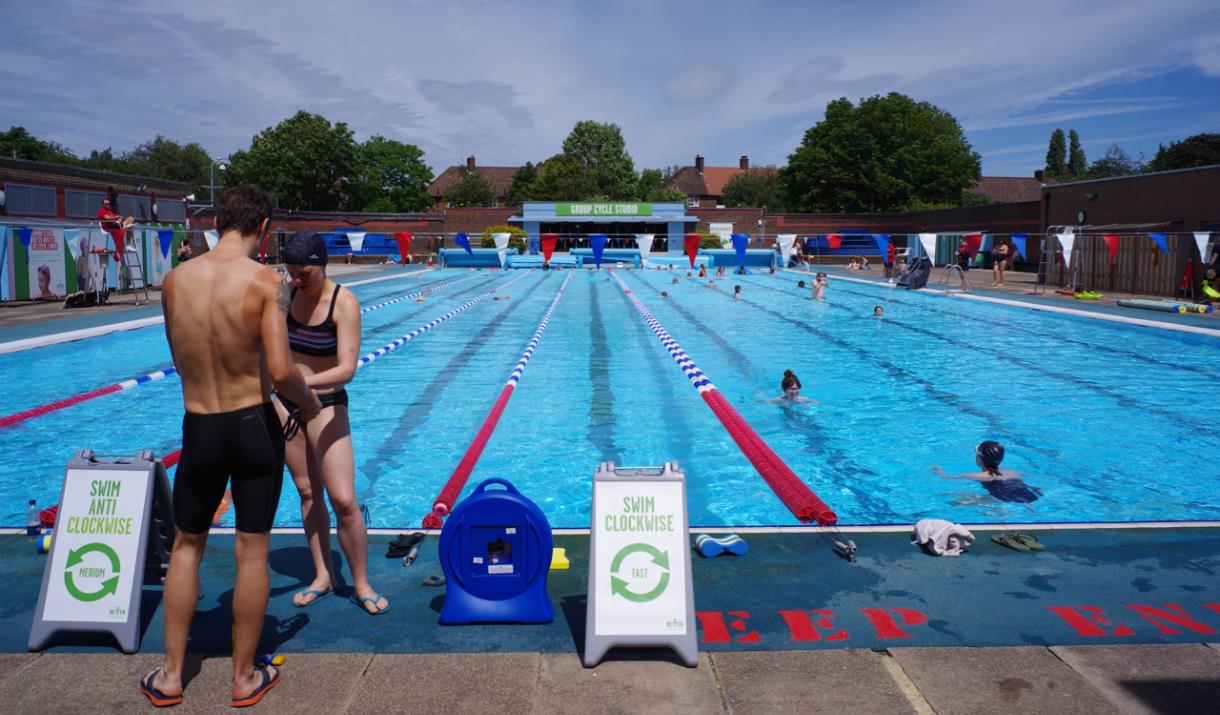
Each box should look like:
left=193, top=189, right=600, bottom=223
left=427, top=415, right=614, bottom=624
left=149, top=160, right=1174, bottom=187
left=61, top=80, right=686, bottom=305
left=216, top=185, right=274, bottom=237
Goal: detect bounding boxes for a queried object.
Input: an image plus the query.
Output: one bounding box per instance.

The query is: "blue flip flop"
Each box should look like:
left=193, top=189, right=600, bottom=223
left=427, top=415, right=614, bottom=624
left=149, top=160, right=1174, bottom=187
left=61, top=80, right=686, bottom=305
left=694, top=533, right=749, bottom=557
left=139, top=668, right=184, bottom=708
left=230, top=663, right=279, bottom=708
left=354, top=594, right=390, bottom=615
left=293, top=587, right=333, bottom=608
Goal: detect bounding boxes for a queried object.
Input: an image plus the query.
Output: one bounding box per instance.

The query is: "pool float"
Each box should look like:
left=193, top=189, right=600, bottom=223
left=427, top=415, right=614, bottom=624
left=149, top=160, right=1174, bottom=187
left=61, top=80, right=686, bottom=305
left=1073, top=291, right=1102, bottom=300
left=550, top=547, right=570, bottom=570
left=1117, top=298, right=1211, bottom=314
left=694, top=533, right=749, bottom=557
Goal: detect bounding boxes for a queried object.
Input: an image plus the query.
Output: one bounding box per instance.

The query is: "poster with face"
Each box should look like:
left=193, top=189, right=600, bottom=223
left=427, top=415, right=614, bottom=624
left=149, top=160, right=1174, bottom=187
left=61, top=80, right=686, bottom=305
left=28, top=228, right=66, bottom=300
left=68, top=229, right=107, bottom=293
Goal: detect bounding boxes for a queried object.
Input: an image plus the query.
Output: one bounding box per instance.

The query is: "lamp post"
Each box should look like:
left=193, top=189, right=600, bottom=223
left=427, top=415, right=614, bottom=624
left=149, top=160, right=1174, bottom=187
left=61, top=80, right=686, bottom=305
left=208, top=157, right=228, bottom=206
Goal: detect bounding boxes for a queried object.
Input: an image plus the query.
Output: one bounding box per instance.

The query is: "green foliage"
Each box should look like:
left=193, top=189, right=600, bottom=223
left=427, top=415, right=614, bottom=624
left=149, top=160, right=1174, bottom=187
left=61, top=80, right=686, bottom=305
left=1086, top=145, right=1145, bottom=179
left=349, top=135, right=433, bottom=212
left=637, top=168, right=687, bottom=202
left=1067, top=129, right=1087, bottom=179
left=1045, top=129, right=1067, bottom=180
left=721, top=167, right=785, bottom=209
left=1148, top=133, right=1220, bottom=171
left=905, top=192, right=990, bottom=212
left=533, top=154, right=598, bottom=200
left=504, top=162, right=540, bottom=207
left=479, top=224, right=528, bottom=253
left=444, top=168, right=496, bottom=207
left=560, top=120, right=637, bottom=199
left=120, top=135, right=213, bottom=196
left=782, top=93, right=981, bottom=213
left=688, top=231, right=723, bottom=249
left=0, top=126, right=78, bottom=164
left=224, top=111, right=359, bottom=211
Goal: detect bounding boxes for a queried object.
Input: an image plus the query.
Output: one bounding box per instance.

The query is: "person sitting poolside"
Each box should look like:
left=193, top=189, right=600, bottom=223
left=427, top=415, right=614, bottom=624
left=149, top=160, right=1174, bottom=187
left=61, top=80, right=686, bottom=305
left=933, top=440, right=1042, bottom=506
left=860, top=256, right=871, bottom=270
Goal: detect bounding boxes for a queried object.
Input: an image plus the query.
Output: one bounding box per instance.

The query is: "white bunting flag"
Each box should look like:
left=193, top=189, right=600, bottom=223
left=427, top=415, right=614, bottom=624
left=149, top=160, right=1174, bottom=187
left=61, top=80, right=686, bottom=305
left=493, top=232, right=511, bottom=267
left=1058, top=232, right=1076, bottom=269
left=636, top=234, right=654, bottom=264
left=918, top=233, right=938, bottom=265
left=1195, top=232, right=1213, bottom=262
left=776, top=234, right=796, bottom=266
left=204, top=230, right=219, bottom=251
left=347, top=231, right=366, bottom=253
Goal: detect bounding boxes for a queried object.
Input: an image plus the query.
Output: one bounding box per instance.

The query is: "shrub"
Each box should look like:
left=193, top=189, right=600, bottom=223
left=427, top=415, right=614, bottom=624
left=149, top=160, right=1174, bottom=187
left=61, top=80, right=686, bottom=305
left=696, top=230, right=725, bottom=249
left=480, top=224, right=528, bottom=254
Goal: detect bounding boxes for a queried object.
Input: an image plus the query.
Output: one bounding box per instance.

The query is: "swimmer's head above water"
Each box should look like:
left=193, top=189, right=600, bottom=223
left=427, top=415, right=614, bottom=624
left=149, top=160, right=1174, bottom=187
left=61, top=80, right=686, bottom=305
left=780, top=369, right=801, bottom=399
left=975, top=440, right=1005, bottom=476
left=283, top=232, right=328, bottom=291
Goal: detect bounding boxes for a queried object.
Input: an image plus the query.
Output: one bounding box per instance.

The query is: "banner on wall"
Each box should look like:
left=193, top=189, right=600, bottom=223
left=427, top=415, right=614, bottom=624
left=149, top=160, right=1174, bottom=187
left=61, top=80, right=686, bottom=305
left=1148, top=233, right=1169, bottom=255
left=1057, top=231, right=1076, bottom=269
left=25, top=228, right=66, bottom=300
left=144, top=229, right=174, bottom=286
left=635, top=234, right=654, bottom=264
left=492, top=232, right=511, bottom=267
left=709, top=222, right=733, bottom=249
left=917, top=234, right=937, bottom=265
left=776, top=234, right=796, bottom=266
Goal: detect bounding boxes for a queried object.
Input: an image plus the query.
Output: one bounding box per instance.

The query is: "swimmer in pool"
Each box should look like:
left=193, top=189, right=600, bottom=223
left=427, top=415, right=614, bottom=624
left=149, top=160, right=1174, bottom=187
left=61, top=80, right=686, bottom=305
left=797, top=280, right=806, bottom=288
left=734, top=285, right=741, bottom=301
left=494, top=295, right=511, bottom=300
left=661, top=291, right=669, bottom=297
left=933, top=440, right=1042, bottom=505
left=766, top=369, right=819, bottom=405
left=873, top=305, right=884, bottom=317
left=671, top=277, right=679, bottom=284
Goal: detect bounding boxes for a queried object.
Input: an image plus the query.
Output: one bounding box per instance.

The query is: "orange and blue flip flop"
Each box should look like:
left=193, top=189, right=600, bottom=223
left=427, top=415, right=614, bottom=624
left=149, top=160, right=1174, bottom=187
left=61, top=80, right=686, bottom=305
left=231, top=663, right=279, bottom=708
left=139, top=668, right=183, bottom=708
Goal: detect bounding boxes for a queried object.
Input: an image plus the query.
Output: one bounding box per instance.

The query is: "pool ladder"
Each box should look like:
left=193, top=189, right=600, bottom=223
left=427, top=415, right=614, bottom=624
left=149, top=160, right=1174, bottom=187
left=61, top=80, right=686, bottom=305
left=938, top=265, right=967, bottom=292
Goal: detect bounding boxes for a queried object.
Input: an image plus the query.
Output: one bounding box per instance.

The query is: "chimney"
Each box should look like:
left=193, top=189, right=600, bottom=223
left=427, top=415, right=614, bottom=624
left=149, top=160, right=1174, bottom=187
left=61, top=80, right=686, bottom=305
left=1033, top=169, right=1044, bottom=181
left=695, top=155, right=704, bottom=174
left=466, top=155, right=476, bottom=171
left=740, top=155, right=749, bottom=170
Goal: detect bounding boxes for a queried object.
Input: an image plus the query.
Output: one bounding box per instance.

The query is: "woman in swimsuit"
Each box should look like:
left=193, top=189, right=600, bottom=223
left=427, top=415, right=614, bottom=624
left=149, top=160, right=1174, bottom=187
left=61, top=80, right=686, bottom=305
left=933, top=440, right=1041, bottom=505
left=991, top=243, right=1011, bottom=286
left=276, top=232, right=388, bottom=615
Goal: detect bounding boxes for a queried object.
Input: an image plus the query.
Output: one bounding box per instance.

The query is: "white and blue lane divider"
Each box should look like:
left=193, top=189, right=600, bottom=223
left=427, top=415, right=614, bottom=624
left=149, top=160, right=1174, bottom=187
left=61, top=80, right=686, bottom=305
left=507, top=271, right=572, bottom=387
left=608, top=271, right=714, bottom=393
left=356, top=270, right=533, bottom=367
left=0, top=274, right=485, bottom=428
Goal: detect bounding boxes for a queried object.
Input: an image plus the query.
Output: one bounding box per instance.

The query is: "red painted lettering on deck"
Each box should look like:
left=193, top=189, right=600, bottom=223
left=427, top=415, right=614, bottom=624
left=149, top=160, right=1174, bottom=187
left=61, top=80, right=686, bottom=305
left=727, top=611, right=761, bottom=643
left=779, top=609, right=849, bottom=641
left=859, top=608, right=928, bottom=639
left=1045, top=606, right=1135, bottom=637
left=696, top=611, right=731, bottom=643
left=1125, top=604, right=1217, bottom=636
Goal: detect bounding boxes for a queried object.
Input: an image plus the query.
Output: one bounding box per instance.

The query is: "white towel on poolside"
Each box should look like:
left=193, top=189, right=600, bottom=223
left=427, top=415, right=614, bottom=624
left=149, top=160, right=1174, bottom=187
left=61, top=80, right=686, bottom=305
left=912, top=518, right=974, bottom=557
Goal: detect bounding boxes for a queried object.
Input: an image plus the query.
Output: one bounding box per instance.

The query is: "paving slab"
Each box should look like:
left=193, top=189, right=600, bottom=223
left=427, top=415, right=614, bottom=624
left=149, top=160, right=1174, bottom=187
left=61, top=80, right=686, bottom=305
left=0, top=652, right=163, bottom=714
left=890, top=646, right=1115, bottom=715
left=536, top=652, right=723, bottom=714
left=712, top=650, right=915, bottom=714
left=1051, top=644, right=1220, bottom=715
left=347, top=653, right=539, bottom=714
left=0, top=653, right=39, bottom=690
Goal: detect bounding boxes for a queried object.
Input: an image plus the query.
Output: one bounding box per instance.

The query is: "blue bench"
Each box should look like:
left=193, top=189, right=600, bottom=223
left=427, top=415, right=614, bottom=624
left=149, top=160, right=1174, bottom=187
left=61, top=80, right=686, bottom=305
left=322, top=232, right=398, bottom=255
left=439, top=247, right=513, bottom=267
left=701, top=249, right=777, bottom=268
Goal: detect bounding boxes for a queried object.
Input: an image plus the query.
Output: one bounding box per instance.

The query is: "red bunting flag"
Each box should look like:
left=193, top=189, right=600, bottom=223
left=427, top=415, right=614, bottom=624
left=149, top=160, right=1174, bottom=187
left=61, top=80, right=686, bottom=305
left=964, top=233, right=983, bottom=258
left=1102, top=233, right=1119, bottom=263
left=684, top=233, right=701, bottom=268
left=826, top=234, right=842, bottom=249
left=394, top=232, right=412, bottom=264
left=540, top=233, right=557, bottom=262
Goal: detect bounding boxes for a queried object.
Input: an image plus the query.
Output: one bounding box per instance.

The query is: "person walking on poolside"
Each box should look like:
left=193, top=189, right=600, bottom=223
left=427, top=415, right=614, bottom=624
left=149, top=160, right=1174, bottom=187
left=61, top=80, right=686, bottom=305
left=956, top=239, right=973, bottom=291
left=991, top=242, right=1011, bottom=286
left=143, top=186, right=321, bottom=709
left=276, top=232, right=389, bottom=616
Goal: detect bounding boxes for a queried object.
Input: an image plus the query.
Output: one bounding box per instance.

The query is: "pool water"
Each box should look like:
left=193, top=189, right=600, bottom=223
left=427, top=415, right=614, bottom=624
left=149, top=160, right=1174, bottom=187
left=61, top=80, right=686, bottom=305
left=2, top=267, right=1218, bottom=528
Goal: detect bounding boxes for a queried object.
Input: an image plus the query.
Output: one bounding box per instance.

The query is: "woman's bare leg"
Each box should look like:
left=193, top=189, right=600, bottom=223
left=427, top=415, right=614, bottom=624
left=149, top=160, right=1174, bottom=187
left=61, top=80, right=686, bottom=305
left=277, top=400, right=334, bottom=605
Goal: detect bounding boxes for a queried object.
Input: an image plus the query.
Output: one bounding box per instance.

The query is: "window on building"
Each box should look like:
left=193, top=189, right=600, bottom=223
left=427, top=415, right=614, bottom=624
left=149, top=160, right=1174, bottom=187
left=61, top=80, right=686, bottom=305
left=117, top=195, right=152, bottom=221
left=66, top=189, right=107, bottom=218
left=155, top=199, right=186, bottom=222
left=686, top=196, right=700, bottom=208
left=3, top=183, right=56, bottom=216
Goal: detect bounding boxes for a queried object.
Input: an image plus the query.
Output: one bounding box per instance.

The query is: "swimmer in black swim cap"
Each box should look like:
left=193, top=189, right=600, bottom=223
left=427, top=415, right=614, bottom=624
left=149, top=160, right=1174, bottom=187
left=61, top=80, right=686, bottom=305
left=933, top=440, right=1042, bottom=506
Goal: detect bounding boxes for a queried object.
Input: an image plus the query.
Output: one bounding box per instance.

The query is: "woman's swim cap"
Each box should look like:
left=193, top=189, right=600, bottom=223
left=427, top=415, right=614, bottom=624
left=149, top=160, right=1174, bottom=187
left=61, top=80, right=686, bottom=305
left=976, top=440, right=1005, bottom=468
left=282, top=232, right=328, bottom=266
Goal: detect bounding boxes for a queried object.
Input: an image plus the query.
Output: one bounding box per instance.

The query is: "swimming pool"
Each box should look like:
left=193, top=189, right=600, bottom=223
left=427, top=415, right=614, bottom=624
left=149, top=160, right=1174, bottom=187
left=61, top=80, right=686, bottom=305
left=2, top=267, right=1218, bottom=528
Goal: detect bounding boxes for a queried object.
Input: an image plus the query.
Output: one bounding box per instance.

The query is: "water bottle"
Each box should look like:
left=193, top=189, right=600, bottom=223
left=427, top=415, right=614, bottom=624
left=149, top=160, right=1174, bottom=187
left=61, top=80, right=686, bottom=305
left=26, top=499, right=41, bottom=540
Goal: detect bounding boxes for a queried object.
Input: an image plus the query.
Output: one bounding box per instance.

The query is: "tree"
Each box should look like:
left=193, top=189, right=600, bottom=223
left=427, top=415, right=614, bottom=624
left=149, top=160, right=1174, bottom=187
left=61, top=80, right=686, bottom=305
left=504, top=162, right=540, bottom=207
left=533, top=154, right=598, bottom=200
left=1067, top=129, right=1087, bottom=179
left=0, top=126, right=78, bottom=164
left=721, top=167, right=785, bottom=209
left=1148, top=133, right=1220, bottom=171
left=635, top=168, right=686, bottom=202
left=1086, top=145, right=1144, bottom=179
left=349, top=135, right=432, bottom=212
left=782, top=93, right=981, bottom=213
left=224, top=111, right=359, bottom=211
left=444, top=168, right=496, bottom=207
left=1045, top=129, right=1067, bottom=180
left=560, top=120, right=638, bottom=199
left=121, top=135, right=213, bottom=196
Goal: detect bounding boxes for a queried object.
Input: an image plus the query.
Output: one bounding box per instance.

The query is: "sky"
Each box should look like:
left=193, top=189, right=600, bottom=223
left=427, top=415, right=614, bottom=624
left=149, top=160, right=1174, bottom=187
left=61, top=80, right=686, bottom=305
left=2, top=0, right=1219, bottom=178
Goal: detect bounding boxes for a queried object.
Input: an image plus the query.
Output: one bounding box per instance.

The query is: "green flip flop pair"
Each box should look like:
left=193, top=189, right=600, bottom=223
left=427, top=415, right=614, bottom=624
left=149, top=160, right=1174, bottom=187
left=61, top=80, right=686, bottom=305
left=991, top=533, right=1045, bottom=552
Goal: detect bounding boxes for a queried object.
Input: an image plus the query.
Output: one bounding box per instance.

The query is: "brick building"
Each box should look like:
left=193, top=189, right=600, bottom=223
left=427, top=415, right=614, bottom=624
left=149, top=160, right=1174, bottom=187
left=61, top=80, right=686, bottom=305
left=662, top=155, right=754, bottom=208
left=426, top=156, right=518, bottom=210
left=0, top=157, right=191, bottom=223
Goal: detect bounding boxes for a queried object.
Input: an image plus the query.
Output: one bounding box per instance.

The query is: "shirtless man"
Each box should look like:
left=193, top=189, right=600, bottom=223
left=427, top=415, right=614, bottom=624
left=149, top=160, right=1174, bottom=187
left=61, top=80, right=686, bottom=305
left=140, top=185, right=321, bottom=709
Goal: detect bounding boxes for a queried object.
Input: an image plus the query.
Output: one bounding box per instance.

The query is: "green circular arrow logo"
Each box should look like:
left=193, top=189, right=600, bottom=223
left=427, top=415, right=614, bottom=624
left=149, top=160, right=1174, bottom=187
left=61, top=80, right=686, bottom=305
left=610, top=542, right=670, bottom=603
left=63, top=542, right=121, bottom=602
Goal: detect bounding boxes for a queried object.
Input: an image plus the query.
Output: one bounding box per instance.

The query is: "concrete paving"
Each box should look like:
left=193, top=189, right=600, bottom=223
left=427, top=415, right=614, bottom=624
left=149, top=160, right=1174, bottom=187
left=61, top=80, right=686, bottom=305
left=4, top=645, right=1220, bottom=713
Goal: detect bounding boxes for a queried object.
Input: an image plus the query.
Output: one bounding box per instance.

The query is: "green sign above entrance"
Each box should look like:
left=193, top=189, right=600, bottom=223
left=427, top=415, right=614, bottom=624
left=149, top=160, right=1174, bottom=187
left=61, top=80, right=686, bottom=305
left=555, top=203, right=653, bottom=217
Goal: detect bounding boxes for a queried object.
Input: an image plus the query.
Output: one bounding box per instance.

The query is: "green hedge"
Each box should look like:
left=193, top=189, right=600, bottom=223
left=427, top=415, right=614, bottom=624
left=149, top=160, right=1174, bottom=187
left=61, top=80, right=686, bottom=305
left=480, top=224, right=528, bottom=254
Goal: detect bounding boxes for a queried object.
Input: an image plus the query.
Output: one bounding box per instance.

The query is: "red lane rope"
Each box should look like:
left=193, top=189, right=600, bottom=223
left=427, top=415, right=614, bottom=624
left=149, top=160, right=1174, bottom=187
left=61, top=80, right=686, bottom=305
left=0, top=384, right=124, bottom=428
left=609, top=269, right=836, bottom=525
left=422, top=272, right=573, bottom=528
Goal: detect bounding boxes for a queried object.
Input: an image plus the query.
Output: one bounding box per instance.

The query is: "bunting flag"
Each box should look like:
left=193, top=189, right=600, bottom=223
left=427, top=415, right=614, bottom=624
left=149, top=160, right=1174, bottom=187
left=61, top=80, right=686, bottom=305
left=684, top=233, right=701, bottom=268
left=871, top=234, right=891, bottom=260
left=1148, top=232, right=1169, bottom=255
left=492, top=232, right=511, bottom=267
left=1057, top=231, right=1076, bottom=269
left=964, top=233, right=983, bottom=258
left=731, top=233, right=749, bottom=270
left=1010, top=234, right=1027, bottom=259
left=775, top=234, right=796, bottom=266
left=0, top=227, right=7, bottom=301
left=394, top=232, right=412, bottom=264
left=203, top=230, right=219, bottom=251
left=65, top=229, right=82, bottom=261
left=454, top=232, right=473, bottom=256
left=16, top=227, right=32, bottom=250
left=719, top=231, right=732, bottom=249
left=917, top=233, right=938, bottom=265
left=541, top=233, right=557, bottom=262
left=635, top=234, right=654, bottom=264
left=528, top=235, right=540, bottom=255
left=978, top=234, right=994, bottom=253
left=590, top=233, right=607, bottom=267
left=157, top=229, right=174, bottom=259
left=826, top=234, right=842, bottom=250
left=1195, top=231, right=1213, bottom=262
left=347, top=231, right=366, bottom=253
left=1102, top=233, right=1119, bottom=263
